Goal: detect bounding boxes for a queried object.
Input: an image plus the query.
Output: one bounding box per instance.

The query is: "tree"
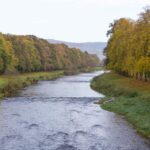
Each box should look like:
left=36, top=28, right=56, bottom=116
left=105, top=7, right=150, bottom=81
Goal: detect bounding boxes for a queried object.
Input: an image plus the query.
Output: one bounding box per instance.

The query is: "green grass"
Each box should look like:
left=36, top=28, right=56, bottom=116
left=91, top=72, right=150, bottom=139
left=0, top=71, right=64, bottom=98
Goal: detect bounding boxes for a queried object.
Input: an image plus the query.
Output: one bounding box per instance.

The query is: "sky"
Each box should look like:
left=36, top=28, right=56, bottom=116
left=0, top=0, right=150, bottom=42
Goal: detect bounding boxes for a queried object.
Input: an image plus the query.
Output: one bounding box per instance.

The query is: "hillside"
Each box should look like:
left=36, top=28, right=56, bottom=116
left=47, top=39, right=107, bottom=59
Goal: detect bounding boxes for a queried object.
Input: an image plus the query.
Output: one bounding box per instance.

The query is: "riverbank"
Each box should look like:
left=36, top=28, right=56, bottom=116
left=0, top=71, right=64, bottom=99
left=0, top=67, right=101, bottom=99
left=91, top=72, right=150, bottom=139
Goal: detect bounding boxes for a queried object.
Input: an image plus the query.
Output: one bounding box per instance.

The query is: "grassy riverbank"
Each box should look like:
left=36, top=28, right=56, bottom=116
left=91, top=72, right=150, bottom=139
left=0, top=66, right=101, bottom=99
left=0, top=71, right=64, bottom=99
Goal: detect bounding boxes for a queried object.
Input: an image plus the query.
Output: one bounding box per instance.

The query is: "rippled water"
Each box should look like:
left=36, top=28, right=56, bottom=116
left=0, top=71, right=149, bottom=150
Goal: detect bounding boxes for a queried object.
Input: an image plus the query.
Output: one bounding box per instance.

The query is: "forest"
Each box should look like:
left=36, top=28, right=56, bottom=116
left=105, top=7, right=150, bottom=81
left=0, top=33, right=99, bottom=74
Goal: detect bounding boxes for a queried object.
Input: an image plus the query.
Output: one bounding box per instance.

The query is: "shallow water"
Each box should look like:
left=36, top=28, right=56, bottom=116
left=0, top=71, right=149, bottom=150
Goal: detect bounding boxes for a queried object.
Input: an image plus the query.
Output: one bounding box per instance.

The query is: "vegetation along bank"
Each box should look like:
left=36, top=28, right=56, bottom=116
left=91, top=7, right=150, bottom=139
left=91, top=72, right=150, bottom=139
left=104, top=8, right=150, bottom=81
left=0, top=71, right=64, bottom=99
left=0, top=33, right=100, bottom=99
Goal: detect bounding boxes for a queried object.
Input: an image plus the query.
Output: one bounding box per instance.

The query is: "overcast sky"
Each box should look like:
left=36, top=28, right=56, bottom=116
left=0, top=0, right=149, bottom=42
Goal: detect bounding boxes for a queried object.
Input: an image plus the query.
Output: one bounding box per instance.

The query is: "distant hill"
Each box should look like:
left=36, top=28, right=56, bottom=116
left=47, top=39, right=107, bottom=59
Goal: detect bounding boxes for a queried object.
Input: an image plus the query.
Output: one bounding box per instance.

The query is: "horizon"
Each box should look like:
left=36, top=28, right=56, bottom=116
left=48, top=39, right=107, bottom=43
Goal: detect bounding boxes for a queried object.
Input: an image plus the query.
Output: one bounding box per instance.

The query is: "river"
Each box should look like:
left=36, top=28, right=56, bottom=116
left=0, top=71, right=149, bottom=150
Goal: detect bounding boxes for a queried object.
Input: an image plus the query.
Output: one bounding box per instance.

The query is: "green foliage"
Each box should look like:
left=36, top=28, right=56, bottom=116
left=0, top=34, right=99, bottom=74
left=91, top=72, right=150, bottom=138
left=105, top=8, right=150, bottom=81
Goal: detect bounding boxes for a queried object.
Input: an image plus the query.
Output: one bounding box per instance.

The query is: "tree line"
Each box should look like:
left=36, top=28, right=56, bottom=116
left=0, top=33, right=99, bottom=74
left=105, top=7, right=150, bottom=81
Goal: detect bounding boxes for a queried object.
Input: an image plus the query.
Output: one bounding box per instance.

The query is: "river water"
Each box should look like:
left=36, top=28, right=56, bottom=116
left=0, top=71, right=149, bottom=150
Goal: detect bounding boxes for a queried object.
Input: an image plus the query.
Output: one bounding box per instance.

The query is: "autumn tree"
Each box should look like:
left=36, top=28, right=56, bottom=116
left=105, top=7, right=150, bottom=81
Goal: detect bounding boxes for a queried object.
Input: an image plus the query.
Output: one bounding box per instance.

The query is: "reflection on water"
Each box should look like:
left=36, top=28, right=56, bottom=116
left=0, top=71, right=149, bottom=150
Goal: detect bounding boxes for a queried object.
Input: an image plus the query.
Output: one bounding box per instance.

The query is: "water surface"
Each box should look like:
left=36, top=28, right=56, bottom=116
left=0, top=71, right=149, bottom=150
